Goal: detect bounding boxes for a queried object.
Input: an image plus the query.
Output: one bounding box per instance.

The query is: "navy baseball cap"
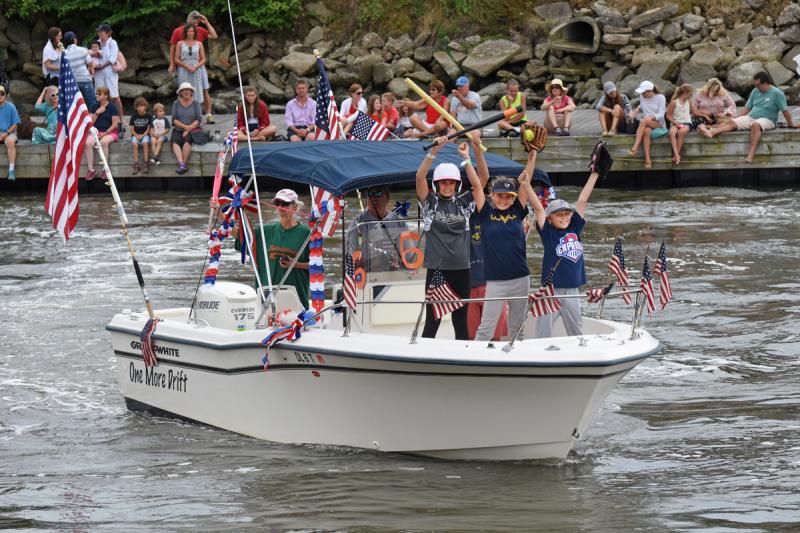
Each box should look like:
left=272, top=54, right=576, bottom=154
left=64, top=31, right=76, bottom=42
left=492, top=178, right=518, bottom=195
left=97, top=23, right=112, bottom=33
left=533, top=168, right=551, bottom=187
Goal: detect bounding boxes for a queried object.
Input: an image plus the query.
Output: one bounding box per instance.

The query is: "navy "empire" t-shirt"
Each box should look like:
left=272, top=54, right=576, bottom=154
left=477, top=198, right=530, bottom=281
left=537, top=212, right=586, bottom=288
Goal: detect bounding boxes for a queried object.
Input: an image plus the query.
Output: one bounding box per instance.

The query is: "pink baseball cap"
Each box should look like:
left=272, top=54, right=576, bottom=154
left=273, top=189, right=299, bottom=203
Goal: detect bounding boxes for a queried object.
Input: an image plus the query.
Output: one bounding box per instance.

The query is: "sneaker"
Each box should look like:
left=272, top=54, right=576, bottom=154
left=143, top=161, right=150, bottom=174
left=555, top=127, right=563, bottom=136
left=148, top=157, right=157, bottom=165
left=132, top=162, right=140, bottom=175
left=176, top=162, right=188, bottom=175
left=608, top=129, right=617, bottom=136
left=85, top=169, right=97, bottom=181
left=205, top=114, right=215, bottom=124
left=7, top=169, right=15, bottom=182
left=562, top=128, right=571, bottom=136
left=155, top=156, right=161, bottom=166
left=499, top=130, right=510, bottom=138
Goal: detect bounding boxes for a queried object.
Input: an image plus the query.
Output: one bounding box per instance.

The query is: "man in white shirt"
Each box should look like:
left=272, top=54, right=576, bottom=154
left=449, top=75, right=482, bottom=138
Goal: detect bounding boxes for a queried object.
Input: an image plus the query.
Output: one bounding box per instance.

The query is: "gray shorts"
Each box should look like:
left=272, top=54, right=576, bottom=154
left=2, top=132, right=17, bottom=143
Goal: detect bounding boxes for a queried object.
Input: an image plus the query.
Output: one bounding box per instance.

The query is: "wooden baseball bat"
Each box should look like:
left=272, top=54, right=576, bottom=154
left=403, top=77, right=487, bottom=152
left=422, top=106, right=523, bottom=151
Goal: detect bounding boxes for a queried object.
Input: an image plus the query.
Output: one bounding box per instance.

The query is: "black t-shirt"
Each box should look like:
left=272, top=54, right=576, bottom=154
left=129, top=113, right=153, bottom=135
left=91, top=102, right=118, bottom=132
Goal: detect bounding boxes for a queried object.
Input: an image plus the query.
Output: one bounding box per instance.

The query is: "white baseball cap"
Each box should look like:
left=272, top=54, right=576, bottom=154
left=635, top=80, right=655, bottom=94
left=273, top=188, right=299, bottom=203
left=432, top=163, right=461, bottom=183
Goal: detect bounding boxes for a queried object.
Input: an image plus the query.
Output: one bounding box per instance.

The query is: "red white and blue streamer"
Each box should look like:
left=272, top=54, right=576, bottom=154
left=204, top=177, right=257, bottom=285
left=260, top=311, right=315, bottom=371
left=307, top=187, right=344, bottom=313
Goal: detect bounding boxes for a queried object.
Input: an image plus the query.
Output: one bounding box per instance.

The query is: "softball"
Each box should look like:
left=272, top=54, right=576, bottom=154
left=524, top=129, right=535, bottom=142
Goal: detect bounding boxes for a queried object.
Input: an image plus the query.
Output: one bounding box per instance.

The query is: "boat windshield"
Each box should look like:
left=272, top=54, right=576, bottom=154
left=344, top=217, right=427, bottom=285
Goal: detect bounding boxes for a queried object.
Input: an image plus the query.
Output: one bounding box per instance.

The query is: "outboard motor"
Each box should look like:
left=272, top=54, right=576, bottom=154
left=195, top=281, right=259, bottom=331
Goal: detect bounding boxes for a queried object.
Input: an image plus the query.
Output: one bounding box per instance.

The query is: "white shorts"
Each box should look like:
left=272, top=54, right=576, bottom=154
left=733, top=115, right=775, bottom=131
left=94, top=70, right=119, bottom=98
left=200, top=66, right=209, bottom=91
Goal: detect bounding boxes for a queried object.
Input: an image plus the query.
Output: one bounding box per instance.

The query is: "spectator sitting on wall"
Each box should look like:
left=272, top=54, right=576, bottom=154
left=498, top=79, right=527, bottom=138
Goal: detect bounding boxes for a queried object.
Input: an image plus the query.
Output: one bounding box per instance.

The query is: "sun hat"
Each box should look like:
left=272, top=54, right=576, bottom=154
left=455, top=75, right=470, bottom=87
left=63, top=31, right=76, bottom=43
left=635, top=80, right=655, bottom=94
left=432, top=163, right=461, bottom=183
left=492, top=178, right=518, bottom=195
left=545, top=198, right=573, bottom=216
left=603, top=81, right=617, bottom=94
left=546, top=78, right=566, bottom=92
left=176, top=82, right=195, bottom=95
left=96, top=23, right=112, bottom=33
left=273, top=189, right=299, bottom=204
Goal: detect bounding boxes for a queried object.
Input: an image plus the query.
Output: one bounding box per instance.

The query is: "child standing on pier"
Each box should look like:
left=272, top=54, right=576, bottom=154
left=149, top=103, right=170, bottom=165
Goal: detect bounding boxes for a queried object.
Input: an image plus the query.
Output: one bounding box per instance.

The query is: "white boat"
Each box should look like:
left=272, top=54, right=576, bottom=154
left=109, top=141, right=660, bottom=460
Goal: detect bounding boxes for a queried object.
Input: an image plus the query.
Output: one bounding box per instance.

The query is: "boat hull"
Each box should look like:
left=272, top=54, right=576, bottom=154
left=110, top=309, right=659, bottom=460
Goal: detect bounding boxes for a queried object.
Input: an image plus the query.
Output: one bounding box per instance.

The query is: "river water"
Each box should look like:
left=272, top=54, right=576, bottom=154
left=1, top=187, right=799, bottom=532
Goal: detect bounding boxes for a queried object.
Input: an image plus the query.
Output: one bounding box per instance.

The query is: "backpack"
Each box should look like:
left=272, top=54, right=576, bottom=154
left=0, top=61, right=10, bottom=94
left=112, top=51, right=127, bottom=73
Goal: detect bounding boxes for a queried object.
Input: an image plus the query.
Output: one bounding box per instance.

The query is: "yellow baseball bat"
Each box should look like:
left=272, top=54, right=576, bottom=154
left=403, top=78, right=487, bottom=152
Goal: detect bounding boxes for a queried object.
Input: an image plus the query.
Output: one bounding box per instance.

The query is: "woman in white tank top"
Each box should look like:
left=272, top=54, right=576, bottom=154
left=666, top=84, right=696, bottom=165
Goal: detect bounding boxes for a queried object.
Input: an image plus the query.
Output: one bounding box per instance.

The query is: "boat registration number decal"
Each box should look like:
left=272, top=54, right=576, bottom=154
left=129, top=362, right=188, bottom=392
left=294, top=351, right=325, bottom=364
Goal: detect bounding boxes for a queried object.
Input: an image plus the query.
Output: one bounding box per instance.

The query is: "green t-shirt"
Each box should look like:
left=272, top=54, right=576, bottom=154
left=246, top=222, right=311, bottom=308
left=745, top=86, right=787, bottom=124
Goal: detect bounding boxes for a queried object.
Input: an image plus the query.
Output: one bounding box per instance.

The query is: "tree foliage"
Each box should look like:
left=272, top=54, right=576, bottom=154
left=0, top=0, right=302, bottom=36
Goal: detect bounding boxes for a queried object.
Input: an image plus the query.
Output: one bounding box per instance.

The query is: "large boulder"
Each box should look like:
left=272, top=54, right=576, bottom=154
left=8, top=79, right=40, bottom=105
left=433, top=51, right=460, bottom=80
left=741, top=36, right=787, bottom=62
left=728, top=23, right=753, bottom=51
left=726, top=61, right=765, bottom=94
left=372, top=62, right=394, bottom=85
left=414, top=46, right=434, bottom=63
left=408, top=69, right=435, bottom=84
left=776, top=4, right=800, bottom=27
left=601, top=65, right=630, bottom=85
left=782, top=44, right=800, bottom=71
left=534, top=2, right=573, bottom=22
left=304, top=26, right=325, bottom=46
left=764, top=60, right=795, bottom=86
left=602, top=33, right=631, bottom=46
left=660, top=21, right=682, bottom=43
left=137, top=69, right=172, bottom=88
left=461, top=39, right=521, bottom=77
left=249, top=74, right=286, bottom=102
left=639, top=21, right=664, bottom=40
left=678, top=62, right=717, bottom=84
left=592, top=2, right=626, bottom=28
left=118, top=82, right=154, bottom=99
left=386, top=34, right=413, bottom=56
left=691, top=43, right=725, bottom=68
left=629, top=4, right=679, bottom=31
left=636, top=52, right=684, bottom=81
left=683, top=14, right=705, bottom=34
left=392, top=57, right=417, bottom=77
left=6, top=21, right=31, bottom=48
left=779, top=25, right=800, bottom=44
left=278, top=51, right=317, bottom=77
left=361, top=32, right=384, bottom=50
left=387, top=78, right=408, bottom=98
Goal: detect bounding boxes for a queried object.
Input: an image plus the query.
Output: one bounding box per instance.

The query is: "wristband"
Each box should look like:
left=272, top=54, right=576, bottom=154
left=460, top=158, right=472, bottom=167
left=425, top=153, right=436, bottom=160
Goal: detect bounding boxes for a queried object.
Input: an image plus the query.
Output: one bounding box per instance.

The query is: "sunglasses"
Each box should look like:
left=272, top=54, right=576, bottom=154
left=274, top=200, right=293, bottom=207
left=429, top=88, right=439, bottom=92
left=354, top=91, right=363, bottom=95
left=0, top=92, right=6, bottom=96
left=366, top=190, right=384, bottom=198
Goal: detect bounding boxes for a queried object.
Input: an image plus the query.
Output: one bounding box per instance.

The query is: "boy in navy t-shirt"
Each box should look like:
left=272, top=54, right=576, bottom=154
left=523, top=145, right=608, bottom=338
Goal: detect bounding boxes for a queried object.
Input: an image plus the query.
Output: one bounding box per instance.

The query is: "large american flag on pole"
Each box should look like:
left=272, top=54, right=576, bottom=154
left=653, top=241, right=672, bottom=309
left=529, top=264, right=561, bottom=317
left=314, top=58, right=344, bottom=140
left=640, top=256, right=656, bottom=316
left=45, top=54, right=92, bottom=241
left=349, top=111, right=391, bottom=141
left=608, top=238, right=632, bottom=304
left=426, top=269, right=464, bottom=320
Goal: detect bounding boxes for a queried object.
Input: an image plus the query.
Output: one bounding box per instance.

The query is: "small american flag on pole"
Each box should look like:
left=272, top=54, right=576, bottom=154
left=426, top=269, right=464, bottom=320
left=314, top=58, right=344, bottom=140
left=608, top=238, right=632, bottom=304
left=45, top=54, right=93, bottom=241
left=343, top=253, right=357, bottom=311
left=653, top=241, right=672, bottom=309
left=139, top=317, right=162, bottom=367
left=640, top=256, right=656, bottom=316
left=586, top=282, right=614, bottom=304
left=349, top=111, right=391, bottom=141
left=529, top=265, right=561, bottom=318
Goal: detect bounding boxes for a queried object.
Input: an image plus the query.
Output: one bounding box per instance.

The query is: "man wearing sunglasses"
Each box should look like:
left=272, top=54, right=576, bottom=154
left=398, top=79, right=449, bottom=138
left=0, top=86, right=20, bottom=181
left=345, top=186, right=407, bottom=272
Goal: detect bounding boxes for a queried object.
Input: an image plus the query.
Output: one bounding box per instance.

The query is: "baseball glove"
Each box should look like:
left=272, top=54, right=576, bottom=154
left=588, top=140, right=613, bottom=178
left=521, top=122, right=548, bottom=153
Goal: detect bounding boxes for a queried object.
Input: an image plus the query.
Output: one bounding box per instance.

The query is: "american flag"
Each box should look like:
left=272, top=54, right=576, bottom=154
left=139, top=317, right=162, bottom=367
left=653, top=241, right=672, bottom=309
left=310, top=186, right=343, bottom=237
left=343, top=253, right=357, bottom=311
left=224, top=113, right=238, bottom=154
left=426, top=269, right=464, bottom=320
left=586, top=282, right=614, bottom=304
left=349, top=111, right=391, bottom=141
left=45, top=54, right=92, bottom=241
left=608, top=238, right=632, bottom=304
left=529, top=265, right=561, bottom=317
left=640, top=256, right=656, bottom=316
left=314, top=58, right=344, bottom=140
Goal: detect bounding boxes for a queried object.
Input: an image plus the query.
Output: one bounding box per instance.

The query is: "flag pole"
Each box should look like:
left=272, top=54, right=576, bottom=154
left=207, top=146, right=230, bottom=234
left=630, top=245, right=651, bottom=339
left=90, top=127, right=156, bottom=320
left=503, top=258, right=562, bottom=352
